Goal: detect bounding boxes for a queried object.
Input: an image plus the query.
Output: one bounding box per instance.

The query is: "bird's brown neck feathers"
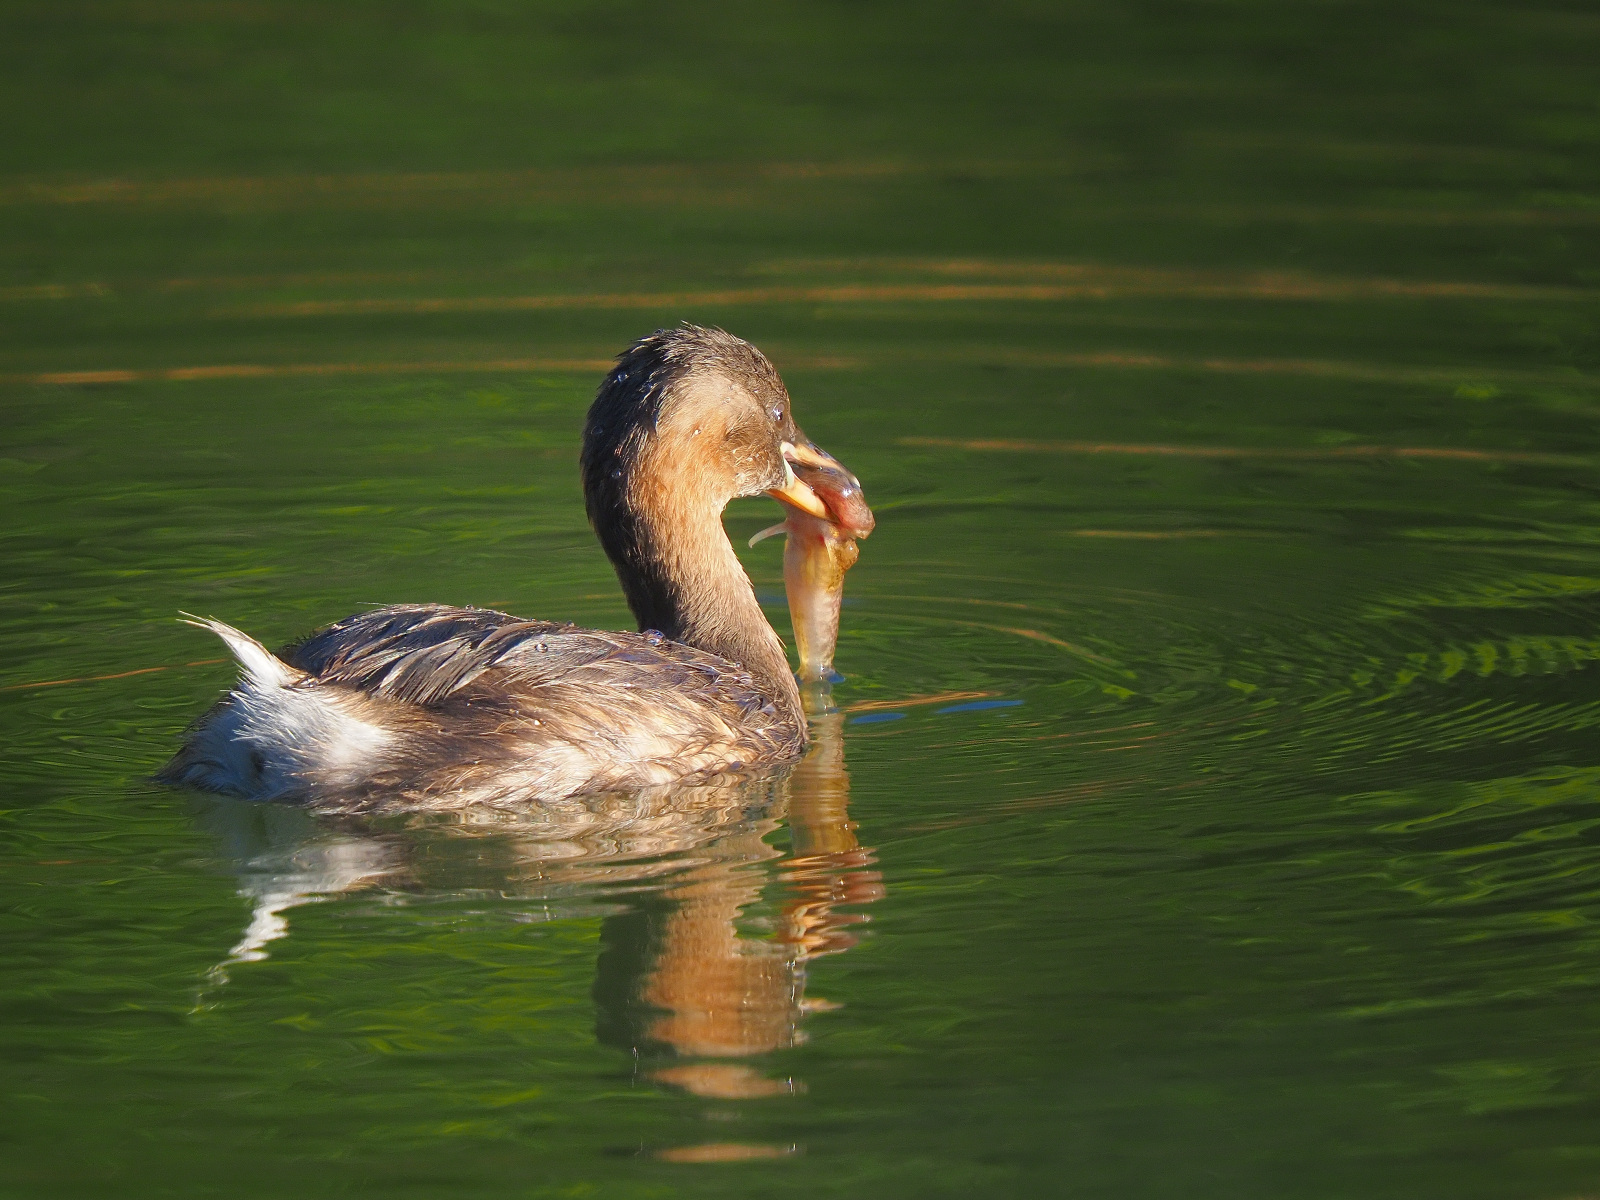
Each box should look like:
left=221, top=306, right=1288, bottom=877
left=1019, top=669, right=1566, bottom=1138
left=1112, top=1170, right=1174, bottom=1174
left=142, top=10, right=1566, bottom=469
left=642, top=503, right=799, bottom=714
left=586, top=424, right=800, bottom=723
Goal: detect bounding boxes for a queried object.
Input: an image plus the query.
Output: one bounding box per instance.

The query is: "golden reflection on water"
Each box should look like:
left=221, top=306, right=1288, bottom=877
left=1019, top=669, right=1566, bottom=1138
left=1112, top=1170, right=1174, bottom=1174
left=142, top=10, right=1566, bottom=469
left=192, top=700, right=882, bottom=1107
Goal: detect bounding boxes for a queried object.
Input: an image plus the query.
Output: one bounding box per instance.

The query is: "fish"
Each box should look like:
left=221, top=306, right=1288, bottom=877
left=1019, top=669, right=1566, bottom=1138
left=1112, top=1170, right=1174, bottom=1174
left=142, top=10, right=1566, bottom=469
left=751, top=441, right=874, bottom=684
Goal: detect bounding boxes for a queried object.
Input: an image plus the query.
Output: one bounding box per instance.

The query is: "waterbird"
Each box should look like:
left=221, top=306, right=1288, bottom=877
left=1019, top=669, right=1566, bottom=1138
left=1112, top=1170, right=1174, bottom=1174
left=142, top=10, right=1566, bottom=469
left=160, top=325, right=873, bottom=809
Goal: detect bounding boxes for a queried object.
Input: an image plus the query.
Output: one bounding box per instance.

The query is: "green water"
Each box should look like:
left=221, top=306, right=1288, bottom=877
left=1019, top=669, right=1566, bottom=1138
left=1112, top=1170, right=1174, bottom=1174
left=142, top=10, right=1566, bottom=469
left=5, top=1, right=1600, bottom=1196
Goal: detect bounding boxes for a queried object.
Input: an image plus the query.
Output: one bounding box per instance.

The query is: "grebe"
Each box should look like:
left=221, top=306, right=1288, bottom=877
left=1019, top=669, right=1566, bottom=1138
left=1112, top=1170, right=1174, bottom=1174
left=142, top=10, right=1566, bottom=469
left=160, top=325, right=872, bottom=809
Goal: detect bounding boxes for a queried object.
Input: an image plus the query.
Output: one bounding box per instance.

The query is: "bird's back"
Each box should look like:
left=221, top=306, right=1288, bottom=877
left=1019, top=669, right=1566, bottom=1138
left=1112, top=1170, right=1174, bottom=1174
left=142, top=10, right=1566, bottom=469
left=162, top=604, right=806, bottom=808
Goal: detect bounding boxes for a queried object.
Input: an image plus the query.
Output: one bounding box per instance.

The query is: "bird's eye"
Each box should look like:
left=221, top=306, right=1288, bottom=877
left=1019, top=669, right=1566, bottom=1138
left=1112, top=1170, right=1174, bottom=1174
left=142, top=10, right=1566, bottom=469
left=771, top=407, right=784, bottom=422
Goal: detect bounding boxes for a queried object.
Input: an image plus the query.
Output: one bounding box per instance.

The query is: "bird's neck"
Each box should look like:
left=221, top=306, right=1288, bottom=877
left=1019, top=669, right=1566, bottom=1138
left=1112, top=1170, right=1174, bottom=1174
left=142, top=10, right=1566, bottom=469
left=610, top=497, right=802, bottom=722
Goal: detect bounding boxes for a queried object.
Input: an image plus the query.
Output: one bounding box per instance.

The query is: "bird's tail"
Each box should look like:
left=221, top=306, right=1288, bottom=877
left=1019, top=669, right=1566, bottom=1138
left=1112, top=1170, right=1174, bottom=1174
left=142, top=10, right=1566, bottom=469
left=179, top=613, right=298, bottom=688
left=160, top=615, right=389, bottom=799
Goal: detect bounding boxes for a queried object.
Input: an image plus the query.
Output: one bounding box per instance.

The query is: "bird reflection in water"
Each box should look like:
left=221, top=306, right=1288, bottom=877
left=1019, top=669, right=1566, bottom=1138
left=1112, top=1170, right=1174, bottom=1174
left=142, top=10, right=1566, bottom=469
left=190, top=693, right=882, bottom=1101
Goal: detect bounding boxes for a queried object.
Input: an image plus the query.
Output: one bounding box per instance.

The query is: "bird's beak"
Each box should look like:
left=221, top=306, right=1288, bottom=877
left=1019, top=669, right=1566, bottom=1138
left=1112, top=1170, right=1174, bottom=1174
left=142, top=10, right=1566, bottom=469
left=766, top=442, right=831, bottom=519
left=772, top=440, right=875, bottom=538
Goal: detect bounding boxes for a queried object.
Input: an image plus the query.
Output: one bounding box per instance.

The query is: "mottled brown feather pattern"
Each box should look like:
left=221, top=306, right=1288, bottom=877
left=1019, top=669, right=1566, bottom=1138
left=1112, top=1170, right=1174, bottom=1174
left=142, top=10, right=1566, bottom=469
left=272, top=604, right=804, bottom=809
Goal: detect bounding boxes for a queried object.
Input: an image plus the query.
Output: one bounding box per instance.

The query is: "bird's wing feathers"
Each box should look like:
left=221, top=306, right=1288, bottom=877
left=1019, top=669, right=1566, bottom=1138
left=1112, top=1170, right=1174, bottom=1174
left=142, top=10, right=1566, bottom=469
left=283, top=604, right=759, bottom=713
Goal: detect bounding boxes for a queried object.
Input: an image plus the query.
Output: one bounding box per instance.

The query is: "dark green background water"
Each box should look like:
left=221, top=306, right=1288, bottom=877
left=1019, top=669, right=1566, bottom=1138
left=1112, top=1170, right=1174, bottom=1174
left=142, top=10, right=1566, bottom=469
left=5, top=1, right=1600, bottom=1195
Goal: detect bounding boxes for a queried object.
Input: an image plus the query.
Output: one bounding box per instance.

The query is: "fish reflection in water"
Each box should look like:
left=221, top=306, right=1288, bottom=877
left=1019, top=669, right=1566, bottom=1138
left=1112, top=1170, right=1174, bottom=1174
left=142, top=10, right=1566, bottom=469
left=190, top=704, right=881, bottom=1099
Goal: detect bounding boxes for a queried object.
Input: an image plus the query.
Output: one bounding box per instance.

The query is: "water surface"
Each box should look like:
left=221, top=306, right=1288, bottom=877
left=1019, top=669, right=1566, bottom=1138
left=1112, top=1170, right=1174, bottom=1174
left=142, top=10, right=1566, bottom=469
left=4, top=2, right=1600, bottom=1196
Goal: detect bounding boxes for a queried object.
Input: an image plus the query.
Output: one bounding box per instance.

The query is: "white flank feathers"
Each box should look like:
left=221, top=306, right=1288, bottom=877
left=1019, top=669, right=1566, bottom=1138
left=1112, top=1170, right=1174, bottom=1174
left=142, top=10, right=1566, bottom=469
left=172, top=615, right=392, bottom=798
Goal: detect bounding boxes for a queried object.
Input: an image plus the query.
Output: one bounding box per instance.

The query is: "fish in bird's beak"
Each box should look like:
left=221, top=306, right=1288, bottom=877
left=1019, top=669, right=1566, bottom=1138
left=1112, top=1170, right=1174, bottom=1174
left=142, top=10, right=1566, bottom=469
left=756, top=440, right=875, bottom=684
left=778, top=440, right=874, bottom=538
